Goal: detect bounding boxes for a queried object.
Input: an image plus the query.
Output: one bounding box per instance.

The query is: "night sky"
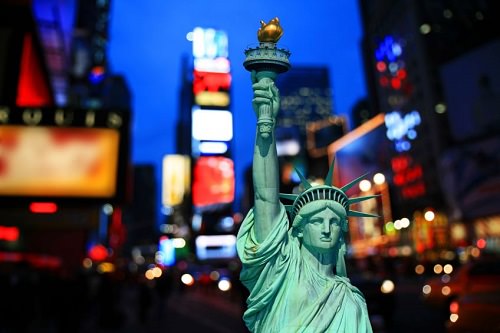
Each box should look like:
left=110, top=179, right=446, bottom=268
left=107, top=1, right=367, bottom=214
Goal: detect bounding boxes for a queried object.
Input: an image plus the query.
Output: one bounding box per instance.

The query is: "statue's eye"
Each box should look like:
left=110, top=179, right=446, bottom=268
left=330, top=218, right=340, bottom=225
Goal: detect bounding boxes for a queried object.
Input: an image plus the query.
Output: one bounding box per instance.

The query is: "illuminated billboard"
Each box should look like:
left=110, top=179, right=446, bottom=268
left=192, top=156, right=234, bottom=209
left=191, top=27, right=229, bottom=63
left=195, top=234, right=236, bottom=260
left=192, top=108, right=233, bottom=142
left=0, top=107, right=130, bottom=202
left=193, top=70, right=231, bottom=108
left=0, top=126, right=119, bottom=197
left=158, top=236, right=176, bottom=266
left=190, top=27, right=233, bottom=157
left=162, top=154, right=191, bottom=207
left=193, top=71, right=231, bottom=94
left=190, top=27, right=234, bottom=212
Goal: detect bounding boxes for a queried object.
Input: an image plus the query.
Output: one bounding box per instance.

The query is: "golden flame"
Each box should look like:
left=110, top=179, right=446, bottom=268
left=257, top=17, right=283, bottom=43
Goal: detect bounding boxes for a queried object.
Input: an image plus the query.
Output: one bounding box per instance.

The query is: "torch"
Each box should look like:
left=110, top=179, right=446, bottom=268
left=243, top=17, right=291, bottom=138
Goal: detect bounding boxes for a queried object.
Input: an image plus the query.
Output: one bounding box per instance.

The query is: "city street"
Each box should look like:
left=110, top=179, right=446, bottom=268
left=90, top=276, right=448, bottom=333
left=2, top=2, right=499, bottom=333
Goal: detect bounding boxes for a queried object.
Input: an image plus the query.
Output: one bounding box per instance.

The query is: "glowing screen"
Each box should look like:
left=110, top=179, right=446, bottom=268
left=192, top=108, right=233, bottom=141
left=192, top=156, right=234, bottom=208
left=162, top=154, right=191, bottom=207
left=0, top=126, right=120, bottom=197
left=195, top=235, right=236, bottom=260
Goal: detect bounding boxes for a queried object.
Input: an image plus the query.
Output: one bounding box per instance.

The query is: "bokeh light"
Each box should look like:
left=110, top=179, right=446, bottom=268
left=476, top=238, right=486, bottom=249
left=373, top=173, right=385, bottom=185
left=441, top=274, right=451, bottom=283
left=422, top=285, right=431, bottom=295
left=218, top=279, right=232, bottom=292
left=181, top=273, right=195, bottom=286
left=210, top=271, right=220, bottom=281
left=381, top=280, right=395, bottom=294
left=424, top=210, right=435, bottom=221
left=359, top=179, right=372, bottom=192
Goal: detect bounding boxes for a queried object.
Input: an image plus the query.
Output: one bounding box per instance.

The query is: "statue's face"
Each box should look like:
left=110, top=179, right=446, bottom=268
left=301, top=206, right=343, bottom=254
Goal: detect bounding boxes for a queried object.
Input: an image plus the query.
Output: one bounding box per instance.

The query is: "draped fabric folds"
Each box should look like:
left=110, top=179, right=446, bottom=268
left=236, top=204, right=373, bottom=333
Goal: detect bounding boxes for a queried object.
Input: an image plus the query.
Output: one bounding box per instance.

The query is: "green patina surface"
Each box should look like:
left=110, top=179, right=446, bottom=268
left=237, top=18, right=374, bottom=333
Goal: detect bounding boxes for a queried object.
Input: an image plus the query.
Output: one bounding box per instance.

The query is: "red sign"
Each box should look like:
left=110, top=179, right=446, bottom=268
left=391, top=154, right=426, bottom=199
left=0, top=226, right=20, bottom=241
left=29, top=202, right=58, bottom=214
left=192, top=156, right=234, bottom=208
left=88, top=244, right=108, bottom=261
left=193, top=70, right=231, bottom=95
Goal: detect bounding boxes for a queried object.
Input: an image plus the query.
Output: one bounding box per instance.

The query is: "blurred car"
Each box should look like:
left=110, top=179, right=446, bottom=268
left=422, top=256, right=500, bottom=311
left=447, top=290, right=500, bottom=333
left=177, top=260, right=241, bottom=292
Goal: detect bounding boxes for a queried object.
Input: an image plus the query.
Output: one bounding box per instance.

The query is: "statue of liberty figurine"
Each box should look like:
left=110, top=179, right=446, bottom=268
left=237, top=18, right=376, bottom=333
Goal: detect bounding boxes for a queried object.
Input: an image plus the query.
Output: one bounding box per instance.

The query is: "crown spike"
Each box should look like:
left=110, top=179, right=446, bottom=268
left=347, top=210, right=379, bottom=218
left=295, top=168, right=312, bottom=189
left=348, top=194, right=380, bottom=204
left=340, top=173, right=369, bottom=193
left=325, top=157, right=336, bottom=186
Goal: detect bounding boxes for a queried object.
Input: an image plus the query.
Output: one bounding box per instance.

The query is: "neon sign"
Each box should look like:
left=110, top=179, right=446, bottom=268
left=0, top=226, right=20, bottom=241
left=194, top=91, right=230, bottom=107
left=190, top=27, right=233, bottom=157
left=192, top=156, right=235, bottom=208
left=192, top=108, right=233, bottom=141
left=391, top=155, right=426, bottom=199
left=192, top=27, right=228, bottom=60
left=384, top=110, right=421, bottom=152
left=374, top=35, right=413, bottom=96
left=193, top=71, right=231, bottom=93
left=0, top=106, right=124, bottom=129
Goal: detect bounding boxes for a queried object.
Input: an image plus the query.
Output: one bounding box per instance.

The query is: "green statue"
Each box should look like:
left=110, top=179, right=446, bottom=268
left=237, top=18, right=375, bottom=333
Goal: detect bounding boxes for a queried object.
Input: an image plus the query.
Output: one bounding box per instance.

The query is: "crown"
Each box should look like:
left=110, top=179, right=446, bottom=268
left=279, top=159, right=379, bottom=222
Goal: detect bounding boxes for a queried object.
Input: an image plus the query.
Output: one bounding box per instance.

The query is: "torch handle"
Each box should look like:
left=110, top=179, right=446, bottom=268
left=258, top=103, right=271, bottom=119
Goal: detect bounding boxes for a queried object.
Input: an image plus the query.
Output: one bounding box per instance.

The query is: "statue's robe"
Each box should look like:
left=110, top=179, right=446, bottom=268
left=237, top=204, right=373, bottom=333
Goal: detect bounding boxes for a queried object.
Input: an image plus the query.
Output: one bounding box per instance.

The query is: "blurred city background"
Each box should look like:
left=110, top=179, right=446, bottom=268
left=1, top=0, right=499, bottom=332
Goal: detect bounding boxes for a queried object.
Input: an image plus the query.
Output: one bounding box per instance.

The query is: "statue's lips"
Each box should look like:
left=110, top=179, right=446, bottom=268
left=320, top=237, right=332, bottom=242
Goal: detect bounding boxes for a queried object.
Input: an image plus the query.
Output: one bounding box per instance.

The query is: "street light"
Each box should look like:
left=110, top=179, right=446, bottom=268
left=424, top=209, right=435, bottom=222
left=359, top=179, right=372, bottom=192
left=373, top=173, right=386, bottom=185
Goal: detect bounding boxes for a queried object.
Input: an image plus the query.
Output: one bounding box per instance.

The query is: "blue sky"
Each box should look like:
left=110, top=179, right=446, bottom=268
left=107, top=1, right=367, bottom=215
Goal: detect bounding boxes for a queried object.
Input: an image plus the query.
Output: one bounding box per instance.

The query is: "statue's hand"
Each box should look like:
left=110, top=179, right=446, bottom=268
left=251, top=70, right=280, bottom=120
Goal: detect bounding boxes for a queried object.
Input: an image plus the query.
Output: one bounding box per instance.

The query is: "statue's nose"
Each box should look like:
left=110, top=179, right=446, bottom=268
left=322, top=220, right=330, bottom=234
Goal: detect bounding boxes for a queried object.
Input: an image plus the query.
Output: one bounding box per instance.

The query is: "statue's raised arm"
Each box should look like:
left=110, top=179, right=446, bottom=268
left=251, top=70, right=281, bottom=243
left=243, top=17, right=291, bottom=243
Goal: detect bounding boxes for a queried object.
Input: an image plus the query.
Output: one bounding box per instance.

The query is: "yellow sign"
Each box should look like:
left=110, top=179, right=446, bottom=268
left=0, top=126, right=120, bottom=197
